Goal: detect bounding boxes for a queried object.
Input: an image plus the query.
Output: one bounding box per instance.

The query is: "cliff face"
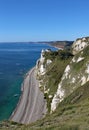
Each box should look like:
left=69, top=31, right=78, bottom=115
left=36, top=37, right=89, bottom=113
left=51, top=44, right=89, bottom=111
left=36, top=50, right=52, bottom=98
left=36, top=49, right=52, bottom=76
left=72, top=37, right=89, bottom=55
left=36, top=49, right=73, bottom=112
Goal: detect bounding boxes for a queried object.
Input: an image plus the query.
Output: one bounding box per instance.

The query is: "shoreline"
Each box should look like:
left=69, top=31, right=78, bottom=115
left=9, top=68, right=32, bottom=119
left=9, top=68, right=33, bottom=120
left=10, top=67, right=47, bottom=124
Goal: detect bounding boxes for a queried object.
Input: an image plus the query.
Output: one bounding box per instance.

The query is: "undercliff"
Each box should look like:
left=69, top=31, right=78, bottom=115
left=1, top=37, right=89, bottom=130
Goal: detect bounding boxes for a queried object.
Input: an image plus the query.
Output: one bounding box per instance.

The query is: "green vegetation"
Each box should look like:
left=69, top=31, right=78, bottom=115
left=23, top=81, right=89, bottom=130
left=41, top=50, right=73, bottom=112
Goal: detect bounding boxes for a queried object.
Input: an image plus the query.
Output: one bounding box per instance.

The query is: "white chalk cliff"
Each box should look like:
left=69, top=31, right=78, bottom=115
left=72, top=37, right=89, bottom=55
left=51, top=37, right=89, bottom=112
left=36, top=49, right=52, bottom=94
left=36, top=37, right=89, bottom=113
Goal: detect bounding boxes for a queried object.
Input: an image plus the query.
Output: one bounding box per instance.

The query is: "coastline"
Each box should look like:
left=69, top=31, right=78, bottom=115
left=9, top=68, right=33, bottom=120
left=47, top=43, right=63, bottom=50
left=10, top=67, right=47, bottom=124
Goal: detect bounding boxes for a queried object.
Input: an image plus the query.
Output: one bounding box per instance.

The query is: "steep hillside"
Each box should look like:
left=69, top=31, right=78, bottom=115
left=0, top=37, right=89, bottom=130
left=51, top=43, right=89, bottom=112
left=28, top=81, right=89, bottom=130
left=36, top=49, right=73, bottom=112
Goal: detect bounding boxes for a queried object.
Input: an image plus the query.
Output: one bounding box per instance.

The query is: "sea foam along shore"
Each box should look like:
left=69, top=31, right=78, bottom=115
left=10, top=67, right=47, bottom=124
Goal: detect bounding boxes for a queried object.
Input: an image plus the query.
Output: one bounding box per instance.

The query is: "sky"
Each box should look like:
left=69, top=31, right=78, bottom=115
left=0, top=0, right=89, bottom=42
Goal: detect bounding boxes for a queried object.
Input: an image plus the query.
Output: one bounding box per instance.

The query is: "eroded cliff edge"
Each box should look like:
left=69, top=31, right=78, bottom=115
left=36, top=37, right=89, bottom=113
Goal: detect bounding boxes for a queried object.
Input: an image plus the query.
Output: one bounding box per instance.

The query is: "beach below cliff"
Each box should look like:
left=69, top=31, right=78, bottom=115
left=10, top=67, right=47, bottom=124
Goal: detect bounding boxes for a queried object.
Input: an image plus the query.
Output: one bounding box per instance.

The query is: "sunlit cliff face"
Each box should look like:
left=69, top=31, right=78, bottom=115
left=72, top=37, right=89, bottom=55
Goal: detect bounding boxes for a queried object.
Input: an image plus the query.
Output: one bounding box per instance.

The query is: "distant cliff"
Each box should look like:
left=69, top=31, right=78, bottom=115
left=48, top=41, right=73, bottom=50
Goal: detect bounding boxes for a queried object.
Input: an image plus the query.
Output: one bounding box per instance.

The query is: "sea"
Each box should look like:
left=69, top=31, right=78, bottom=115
left=0, top=42, right=56, bottom=121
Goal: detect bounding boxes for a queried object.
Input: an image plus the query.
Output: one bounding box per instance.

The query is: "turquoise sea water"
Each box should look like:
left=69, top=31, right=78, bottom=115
left=0, top=42, right=56, bottom=121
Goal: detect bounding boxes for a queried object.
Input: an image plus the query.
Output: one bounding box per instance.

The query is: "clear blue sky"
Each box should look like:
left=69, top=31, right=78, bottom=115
left=0, top=0, right=89, bottom=42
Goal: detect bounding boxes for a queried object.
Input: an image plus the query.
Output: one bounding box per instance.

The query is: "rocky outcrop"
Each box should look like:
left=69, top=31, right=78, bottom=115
left=51, top=38, right=89, bottom=112
left=36, top=49, right=52, bottom=94
left=36, top=37, right=89, bottom=113
left=72, top=37, right=89, bottom=55
left=36, top=49, right=46, bottom=75
left=36, top=49, right=52, bottom=76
